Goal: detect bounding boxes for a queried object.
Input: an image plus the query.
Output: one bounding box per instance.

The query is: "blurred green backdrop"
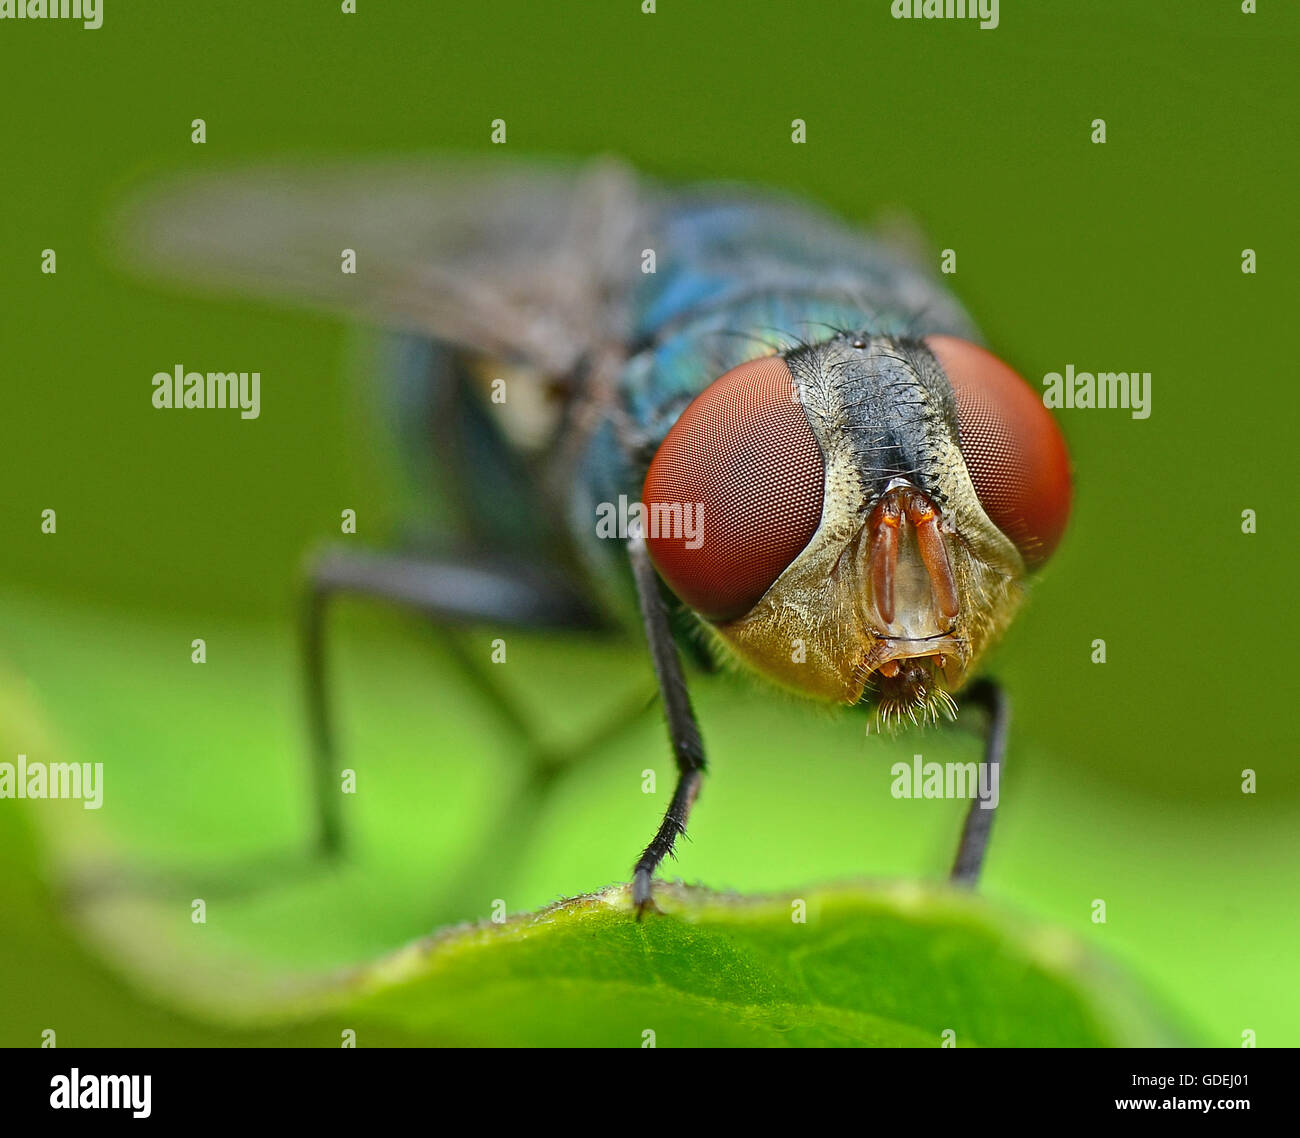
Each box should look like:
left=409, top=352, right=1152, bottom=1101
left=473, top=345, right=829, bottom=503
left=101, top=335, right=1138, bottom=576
left=1, top=1, right=1297, bottom=1045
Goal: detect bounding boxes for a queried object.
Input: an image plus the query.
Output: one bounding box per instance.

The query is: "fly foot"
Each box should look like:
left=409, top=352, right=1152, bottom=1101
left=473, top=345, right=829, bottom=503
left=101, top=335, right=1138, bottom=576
left=632, top=867, right=660, bottom=920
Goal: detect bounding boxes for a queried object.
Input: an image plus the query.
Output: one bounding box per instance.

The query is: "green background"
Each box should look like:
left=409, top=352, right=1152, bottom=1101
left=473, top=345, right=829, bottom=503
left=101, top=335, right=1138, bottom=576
left=1, top=0, right=1297, bottom=1045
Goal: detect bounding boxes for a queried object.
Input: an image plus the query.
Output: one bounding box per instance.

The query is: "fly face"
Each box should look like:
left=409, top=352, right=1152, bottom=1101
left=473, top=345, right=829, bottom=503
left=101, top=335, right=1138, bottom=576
left=642, top=332, right=1071, bottom=726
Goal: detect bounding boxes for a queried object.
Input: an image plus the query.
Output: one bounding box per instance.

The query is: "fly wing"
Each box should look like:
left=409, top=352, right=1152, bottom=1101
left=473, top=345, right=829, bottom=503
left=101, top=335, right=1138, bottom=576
left=113, top=156, right=653, bottom=376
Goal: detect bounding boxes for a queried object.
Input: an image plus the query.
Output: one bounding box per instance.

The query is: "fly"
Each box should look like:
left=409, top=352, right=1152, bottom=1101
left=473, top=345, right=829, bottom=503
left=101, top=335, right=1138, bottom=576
left=116, top=156, right=1072, bottom=916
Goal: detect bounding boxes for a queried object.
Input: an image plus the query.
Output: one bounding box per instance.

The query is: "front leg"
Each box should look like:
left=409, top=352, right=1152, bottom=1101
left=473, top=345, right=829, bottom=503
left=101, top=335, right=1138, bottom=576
left=948, top=677, right=1009, bottom=887
left=626, top=527, right=707, bottom=918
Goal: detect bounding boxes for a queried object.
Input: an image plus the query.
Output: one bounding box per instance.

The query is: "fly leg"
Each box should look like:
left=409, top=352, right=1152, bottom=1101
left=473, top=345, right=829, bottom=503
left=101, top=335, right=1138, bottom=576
left=301, top=544, right=604, bottom=858
left=948, top=677, right=1009, bottom=887
left=627, top=527, right=707, bottom=919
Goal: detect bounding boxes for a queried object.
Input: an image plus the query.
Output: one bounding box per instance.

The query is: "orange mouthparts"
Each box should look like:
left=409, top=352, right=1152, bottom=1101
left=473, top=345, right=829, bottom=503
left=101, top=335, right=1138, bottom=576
left=866, top=483, right=960, bottom=629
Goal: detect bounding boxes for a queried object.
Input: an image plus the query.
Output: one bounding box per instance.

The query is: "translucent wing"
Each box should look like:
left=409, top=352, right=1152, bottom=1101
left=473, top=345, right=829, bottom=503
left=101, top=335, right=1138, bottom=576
left=112, top=155, right=653, bottom=376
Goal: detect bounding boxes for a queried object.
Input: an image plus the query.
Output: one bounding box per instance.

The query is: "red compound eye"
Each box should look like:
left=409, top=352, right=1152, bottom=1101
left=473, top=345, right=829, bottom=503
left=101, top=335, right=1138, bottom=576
left=641, top=355, right=826, bottom=621
left=927, top=335, right=1072, bottom=568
